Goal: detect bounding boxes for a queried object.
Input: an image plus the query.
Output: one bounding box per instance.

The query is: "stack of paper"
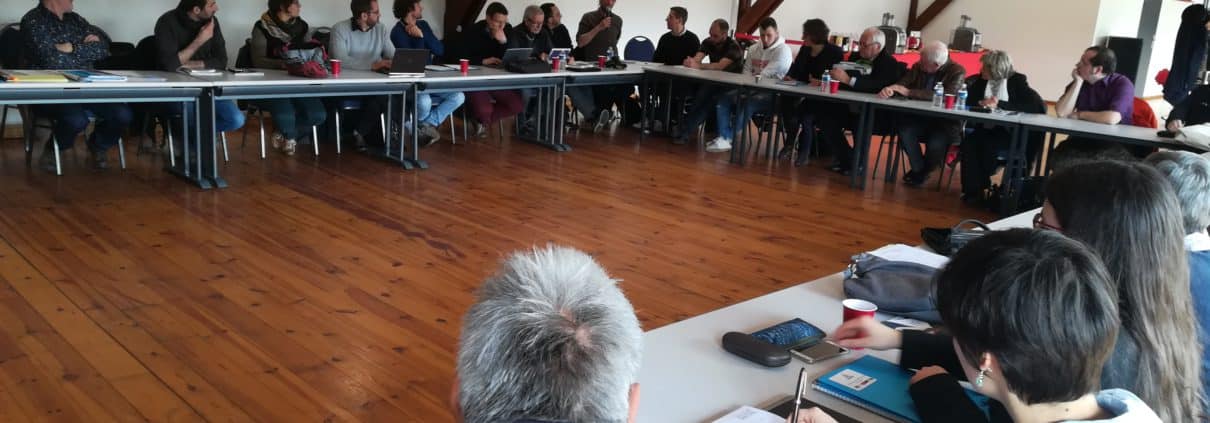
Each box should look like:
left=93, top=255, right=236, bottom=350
left=0, top=70, right=68, bottom=83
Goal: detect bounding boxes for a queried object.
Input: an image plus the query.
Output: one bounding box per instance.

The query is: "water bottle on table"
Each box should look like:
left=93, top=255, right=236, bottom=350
left=932, top=82, right=944, bottom=107
left=956, top=83, right=968, bottom=111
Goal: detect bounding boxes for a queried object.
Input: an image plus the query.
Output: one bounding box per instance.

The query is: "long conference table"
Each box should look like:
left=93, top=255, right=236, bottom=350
left=0, top=64, right=1202, bottom=204
left=638, top=209, right=1036, bottom=422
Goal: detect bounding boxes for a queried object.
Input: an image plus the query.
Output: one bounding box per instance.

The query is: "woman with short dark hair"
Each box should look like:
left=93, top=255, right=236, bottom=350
left=250, top=0, right=327, bottom=155
left=814, top=229, right=1163, bottom=422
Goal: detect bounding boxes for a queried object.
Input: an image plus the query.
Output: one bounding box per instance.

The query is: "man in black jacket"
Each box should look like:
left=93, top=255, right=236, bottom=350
left=154, top=0, right=245, bottom=142
left=464, top=2, right=523, bottom=135
left=1168, top=84, right=1210, bottom=131
left=817, top=27, right=906, bottom=174
left=779, top=18, right=844, bottom=166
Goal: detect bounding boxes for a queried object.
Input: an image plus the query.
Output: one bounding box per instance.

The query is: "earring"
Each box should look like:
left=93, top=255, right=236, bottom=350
left=975, top=368, right=989, bottom=388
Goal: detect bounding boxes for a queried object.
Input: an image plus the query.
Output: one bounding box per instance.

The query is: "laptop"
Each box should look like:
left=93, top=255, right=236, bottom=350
left=500, top=47, right=534, bottom=66
left=548, top=48, right=571, bottom=63
left=381, top=48, right=429, bottom=77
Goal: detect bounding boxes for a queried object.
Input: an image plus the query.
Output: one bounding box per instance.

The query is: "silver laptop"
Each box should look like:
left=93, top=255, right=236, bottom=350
left=382, top=48, right=429, bottom=77
left=548, top=48, right=571, bottom=63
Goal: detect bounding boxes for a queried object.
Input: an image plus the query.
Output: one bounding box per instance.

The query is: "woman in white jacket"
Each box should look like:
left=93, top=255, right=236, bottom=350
left=706, top=17, right=793, bottom=153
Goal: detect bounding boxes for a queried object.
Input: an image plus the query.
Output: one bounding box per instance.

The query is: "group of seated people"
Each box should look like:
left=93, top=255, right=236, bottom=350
left=453, top=149, right=1210, bottom=422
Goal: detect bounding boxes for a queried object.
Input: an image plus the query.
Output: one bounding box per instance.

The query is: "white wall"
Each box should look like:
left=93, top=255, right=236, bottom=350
left=0, top=0, right=447, bottom=67
left=1093, top=0, right=1143, bottom=41
left=770, top=0, right=907, bottom=40
left=474, top=0, right=735, bottom=53
left=920, top=0, right=1101, bottom=101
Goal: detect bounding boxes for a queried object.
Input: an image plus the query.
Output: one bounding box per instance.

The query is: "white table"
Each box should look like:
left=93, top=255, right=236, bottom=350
left=637, top=210, right=1035, bottom=422
left=0, top=70, right=213, bottom=186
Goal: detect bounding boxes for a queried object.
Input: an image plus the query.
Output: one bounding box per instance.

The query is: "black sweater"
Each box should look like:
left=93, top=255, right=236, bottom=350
left=845, top=49, right=905, bottom=94
left=963, top=72, right=1046, bottom=114
left=153, top=9, right=227, bottom=70
left=786, top=43, right=844, bottom=82
left=466, top=20, right=512, bottom=66
left=508, top=25, right=553, bottom=59
left=652, top=30, right=700, bottom=66
left=900, top=330, right=1141, bottom=423
left=549, top=24, right=573, bottom=49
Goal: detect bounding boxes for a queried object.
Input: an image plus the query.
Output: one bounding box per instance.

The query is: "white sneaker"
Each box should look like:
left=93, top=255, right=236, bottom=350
left=705, top=137, right=732, bottom=153
left=270, top=133, right=286, bottom=151
left=281, top=139, right=297, bottom=156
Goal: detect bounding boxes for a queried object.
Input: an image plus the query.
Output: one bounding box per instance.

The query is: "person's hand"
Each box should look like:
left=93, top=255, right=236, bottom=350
left=909, top=365, right=949, bottom=385
left=405, top=17, right=423, bottom=38
left=979, top=97, right=998, bottom=109
left=1168, top=119, right=1185, bottom=132
left=831, top=316, right=903, bottom=350
left=684, top=58, right=700, bottom=69
left=890, top=84, right=910, bottom=96
left=491, top=26, right=507, bottom=44
left=597, top=16, right=613, bottom=31
left=807, top=77, right=822, bottom=87
left=787, top=407, right=839, bottom=423
left=878, top=86, right=895, bottom=99
left=829, top=68, right=850, bottom=85
left=1070, top=66, right=1081, bottom=81
left=83, top=34, right=100, bottom=43
left=196, top=20, right=215, bottom=45
left=482, top=57, right=502, bottom=66
left=55, top=42, right=74, bottom=53
left=372, top=59, right=392, bottom=72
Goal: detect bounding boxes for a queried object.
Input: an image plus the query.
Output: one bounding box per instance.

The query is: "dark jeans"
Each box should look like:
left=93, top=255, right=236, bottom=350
left=898, top=117, right=961, bottom=174
left=960, top=126, right=1044, bottom=197
left=816, top=107, right=857, bottom=167
left=255, top=98, right=327, bottom=140
left=594, top=85, right=636, bottom=124
left=779, top=99, right=845, bottom=157
left=679, top=84, right=723, bottom=138
left=34, top=103, right=132, bottom=152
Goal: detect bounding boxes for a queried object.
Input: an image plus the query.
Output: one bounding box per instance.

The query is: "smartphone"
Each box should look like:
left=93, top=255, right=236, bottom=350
left=750, top=318, right=825, bottom=350
left=1157, top=130, right=1178, bottom=139
left=790, top=340, right=849, bottom=364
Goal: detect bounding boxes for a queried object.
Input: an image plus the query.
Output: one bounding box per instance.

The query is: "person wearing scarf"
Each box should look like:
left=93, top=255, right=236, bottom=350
left=959, top=50, right=1046, bottom=208
left=250, top=0, right=327, bottom=156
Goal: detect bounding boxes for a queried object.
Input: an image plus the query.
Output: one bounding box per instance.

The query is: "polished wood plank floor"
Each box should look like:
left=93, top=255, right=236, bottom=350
left=0, top=125, right=992, bottom=421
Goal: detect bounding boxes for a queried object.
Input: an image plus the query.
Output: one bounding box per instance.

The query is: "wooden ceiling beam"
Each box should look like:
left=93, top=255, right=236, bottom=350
left=736, top=0, right=784, bottom=35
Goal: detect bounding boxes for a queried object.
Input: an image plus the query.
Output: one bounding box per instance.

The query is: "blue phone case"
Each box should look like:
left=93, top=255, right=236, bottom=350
left=750, top=318, right=825, bottom=349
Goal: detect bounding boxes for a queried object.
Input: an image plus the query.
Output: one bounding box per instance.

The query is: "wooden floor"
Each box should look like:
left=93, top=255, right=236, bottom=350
left=0, top=125, right=992, bottom=421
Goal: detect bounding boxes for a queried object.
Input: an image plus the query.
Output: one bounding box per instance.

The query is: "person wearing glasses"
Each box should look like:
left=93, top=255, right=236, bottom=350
left=330, top=0, right=395, bottom=151
left=815, top=27, right=906, bottom=175
left=800, top=229, right=1162, bottom=423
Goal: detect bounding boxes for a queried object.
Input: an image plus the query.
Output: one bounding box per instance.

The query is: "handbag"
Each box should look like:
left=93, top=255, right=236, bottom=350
left=922, top=219, right=992, bottom=256
left=281, top=40, right=330, bottom=78
left=842, top=253, right=941, bottom=323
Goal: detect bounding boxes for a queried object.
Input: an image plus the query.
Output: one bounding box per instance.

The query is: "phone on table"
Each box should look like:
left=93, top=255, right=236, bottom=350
left=790, top=340, right=850, bottom=364
left=1157, top=130, right=1178, bottom=139
left=750, top=318, right=825, bottom=350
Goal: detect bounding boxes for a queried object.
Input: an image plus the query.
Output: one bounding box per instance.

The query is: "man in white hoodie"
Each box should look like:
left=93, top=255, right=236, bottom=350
left=707, top=17, right=792, bottom=153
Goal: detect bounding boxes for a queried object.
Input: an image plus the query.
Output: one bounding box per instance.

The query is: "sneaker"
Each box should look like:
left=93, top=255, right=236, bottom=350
left=473, top=122, right=488, bottom=138
left=777, top=146, right=794, bottom=160
left=705, top=137, right=732, bottom=153
left=594, top=110, right=613, bottom=133
left=270, top=133, right=286, bottom=151
left=420, top=123, right=441, bottom=147
left=903, top=170, right=929, bottom=187
left=352, top=133, right=368, bottom=153
left=281, top=139, right=297, bottom=156
left=671, top=136, right=688, bottom=146
left=88, top=149, right=109, bottom=170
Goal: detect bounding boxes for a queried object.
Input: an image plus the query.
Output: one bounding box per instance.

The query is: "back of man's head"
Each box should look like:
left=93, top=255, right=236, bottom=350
left=456, top=245, right=642, bottom=423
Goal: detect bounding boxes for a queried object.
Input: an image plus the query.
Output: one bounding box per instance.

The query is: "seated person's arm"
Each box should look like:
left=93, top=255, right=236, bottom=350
left=1056, top=73, right=1081, bottom=118
left=702, top=57, right=733, bottom=71
left=1075, top=110, right=1122, bottom=125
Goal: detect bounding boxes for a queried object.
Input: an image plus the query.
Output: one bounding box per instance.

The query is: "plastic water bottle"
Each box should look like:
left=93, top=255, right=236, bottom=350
left=821, top=73, right=831, bottom=93
left=956, top=83, right=968, bottom=111
left=606, top=46, right=616, bottom=61
left=932, top=82, right=944, bottom=107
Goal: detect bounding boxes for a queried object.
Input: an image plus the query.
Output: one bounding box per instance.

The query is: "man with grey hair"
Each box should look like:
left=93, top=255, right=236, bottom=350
left=1144, top=150, right=1210, bottom=405
left=452, top=245, right=643, bottom=423
left=817, top=27, right=906, bottom=174
left=880, top=40, right=966, bottom=186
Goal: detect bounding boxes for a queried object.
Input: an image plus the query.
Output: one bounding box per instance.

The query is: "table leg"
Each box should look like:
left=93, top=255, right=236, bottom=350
left=850, top=103, right=873, bottom=190
left=410, top=88, right=428, bottom=169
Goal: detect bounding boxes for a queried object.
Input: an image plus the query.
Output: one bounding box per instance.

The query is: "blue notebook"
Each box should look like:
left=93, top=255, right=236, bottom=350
left=812, top=355, right=990, bottom=423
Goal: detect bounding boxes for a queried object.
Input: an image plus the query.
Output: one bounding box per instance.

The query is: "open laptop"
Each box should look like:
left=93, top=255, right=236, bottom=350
left=381, top=48, right=429, bottom=77
left=499, top=47, right=534, bottom=66
left=548, top=48, right=571, bottom=63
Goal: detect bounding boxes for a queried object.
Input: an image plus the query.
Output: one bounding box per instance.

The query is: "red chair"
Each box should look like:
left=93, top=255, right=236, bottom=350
left=1132, top=97, right=1157, bottom=129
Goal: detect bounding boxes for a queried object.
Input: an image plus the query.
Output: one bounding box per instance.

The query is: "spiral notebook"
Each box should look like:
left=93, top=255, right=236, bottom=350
left=813, top=355, right=989, bottom=423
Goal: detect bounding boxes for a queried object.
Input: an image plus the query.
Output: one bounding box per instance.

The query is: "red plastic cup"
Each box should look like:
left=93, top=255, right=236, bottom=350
left=329, top=59, right=341, bottom=76
left=829, top=80, right=840, bottom=94
left=552, top=57, right=561, bottom=71
left=944, top=94, right=957, bottom=109
left=842, top=299, right=878, bottom=322
left=460, top=59, right=469, bottom=75
left=598, top=55, right=607, bottom=68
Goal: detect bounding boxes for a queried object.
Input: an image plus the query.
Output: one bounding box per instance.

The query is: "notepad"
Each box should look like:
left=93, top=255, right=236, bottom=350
left=0, top=70, right=68, bottom=83
left=107, top=71, right=167, bottom=82
left=62, top=70, right=127, bottom=82
left=813, top=356, right=989, bottom=423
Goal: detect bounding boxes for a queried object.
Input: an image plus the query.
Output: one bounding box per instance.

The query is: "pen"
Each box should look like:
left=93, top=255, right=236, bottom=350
left=791, top=367, right=807, bottom=423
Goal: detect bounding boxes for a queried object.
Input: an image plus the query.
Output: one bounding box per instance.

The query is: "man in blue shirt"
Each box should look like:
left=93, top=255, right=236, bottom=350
left=21, top=0, right=133, bottom=171
left=390, top=0, right=464, bottom=146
